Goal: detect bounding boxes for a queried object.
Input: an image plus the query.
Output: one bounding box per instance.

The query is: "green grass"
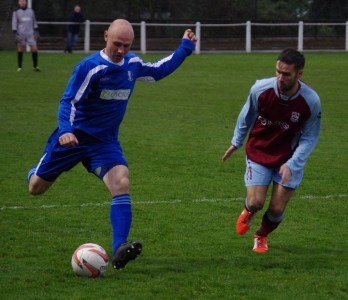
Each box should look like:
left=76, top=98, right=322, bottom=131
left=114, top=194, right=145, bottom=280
left=0, top=50, right=347, bottom=300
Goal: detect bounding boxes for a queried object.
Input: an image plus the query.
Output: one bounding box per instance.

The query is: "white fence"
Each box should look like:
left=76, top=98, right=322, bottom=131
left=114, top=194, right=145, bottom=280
left=37, top=20, right=348, bottom=54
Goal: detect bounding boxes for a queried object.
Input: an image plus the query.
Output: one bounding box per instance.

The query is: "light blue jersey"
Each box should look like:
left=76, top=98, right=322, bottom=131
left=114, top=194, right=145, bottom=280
left=231, top=77, right=321, bottom=174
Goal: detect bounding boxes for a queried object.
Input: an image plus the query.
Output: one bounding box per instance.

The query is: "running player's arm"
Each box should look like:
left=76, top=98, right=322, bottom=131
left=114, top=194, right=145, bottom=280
left=233, top=83, right=260, bottom=144
left=285, top=97, right=321, bottom=174
left=222, top=91, right=258, bottom=161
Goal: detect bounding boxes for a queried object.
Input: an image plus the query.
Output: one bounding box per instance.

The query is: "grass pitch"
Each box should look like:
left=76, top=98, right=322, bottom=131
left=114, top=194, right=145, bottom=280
left=0, top=50, right=347, bottom=299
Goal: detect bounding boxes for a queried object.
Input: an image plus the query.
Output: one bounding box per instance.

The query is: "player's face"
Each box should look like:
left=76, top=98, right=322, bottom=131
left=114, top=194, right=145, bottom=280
left=276, top=61, right=303, bottom=96
left=104, top=29, right=133, bottom=63
left=18, top=0, right=27, bottom=8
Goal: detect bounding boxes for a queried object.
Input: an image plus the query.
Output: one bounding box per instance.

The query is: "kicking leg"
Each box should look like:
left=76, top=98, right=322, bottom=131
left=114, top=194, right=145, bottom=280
left=28, top=166, right=54, bottom=195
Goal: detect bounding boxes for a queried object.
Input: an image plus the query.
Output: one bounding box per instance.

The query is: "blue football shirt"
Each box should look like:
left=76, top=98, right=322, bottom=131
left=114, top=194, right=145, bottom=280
left=58, top=38, right=195, bottom=143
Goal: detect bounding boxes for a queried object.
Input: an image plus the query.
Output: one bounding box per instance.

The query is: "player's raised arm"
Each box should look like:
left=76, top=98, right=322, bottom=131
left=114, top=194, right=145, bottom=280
left=183, top=29, right=197, bottom=44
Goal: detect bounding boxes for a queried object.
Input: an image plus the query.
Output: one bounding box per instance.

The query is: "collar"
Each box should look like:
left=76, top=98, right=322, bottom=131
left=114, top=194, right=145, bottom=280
left=100, top=49, right=124, bottom=66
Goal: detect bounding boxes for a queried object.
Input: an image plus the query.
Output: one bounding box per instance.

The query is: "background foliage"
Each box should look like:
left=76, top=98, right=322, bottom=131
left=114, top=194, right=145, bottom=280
left=4, top=0, right=348, bottom=22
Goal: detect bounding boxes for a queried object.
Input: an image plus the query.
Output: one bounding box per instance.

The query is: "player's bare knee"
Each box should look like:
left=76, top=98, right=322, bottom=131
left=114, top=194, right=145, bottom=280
left=29, top=184, right=46, bottom=196
left=268, top=207, right=285, bottom=218
left=117, top=177, right=130, bottom=193
left=28, top=184, right=43, bottom=195
left=28, top=179, right=51, bottom=195
left=246, top=192, right=266, bottom=211
left=249, top=202, right=264, bottom=212
left=106, top=176, right=130, bottom=195
left=247, top=196, right=265, bottom=211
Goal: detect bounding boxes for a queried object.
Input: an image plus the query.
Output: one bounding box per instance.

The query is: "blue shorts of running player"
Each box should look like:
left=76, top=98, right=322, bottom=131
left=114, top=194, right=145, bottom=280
left=34, top=128, right=128, bottom=182
left=244, top=157, right=303, bottom=189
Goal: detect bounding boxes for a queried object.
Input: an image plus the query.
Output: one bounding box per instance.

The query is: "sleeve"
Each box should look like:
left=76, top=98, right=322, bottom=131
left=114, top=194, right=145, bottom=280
left=79, top=14, right=85, bottom=22
left=285, top=98, right=321, bottom=174
left=68, top=12, right=73, bottom=22
left=135, top=38, right=195, bottom=82
left=12, top=11, right=17, bottom=32
left=231, top=88, right=259, bottom=148
left=57, top=63, right=93, bottom=136
left=32, top=9, right=38, bottom=30
left=58, top=101, right=74, bottom=136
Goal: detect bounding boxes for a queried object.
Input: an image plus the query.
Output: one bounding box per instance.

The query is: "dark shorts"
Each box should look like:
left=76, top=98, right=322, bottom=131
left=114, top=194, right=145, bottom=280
left=35, top=129, right=128, bottom=182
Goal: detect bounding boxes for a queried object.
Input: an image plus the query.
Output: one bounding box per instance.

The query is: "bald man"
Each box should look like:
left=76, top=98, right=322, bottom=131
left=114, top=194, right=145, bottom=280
left=27, top=19, right=197, bottom=270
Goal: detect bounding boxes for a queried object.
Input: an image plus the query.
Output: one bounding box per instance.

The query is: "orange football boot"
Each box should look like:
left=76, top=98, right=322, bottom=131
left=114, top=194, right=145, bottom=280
left=253, top=235, right=268, bottom=253
left=236, top=208, right=256, bottom=235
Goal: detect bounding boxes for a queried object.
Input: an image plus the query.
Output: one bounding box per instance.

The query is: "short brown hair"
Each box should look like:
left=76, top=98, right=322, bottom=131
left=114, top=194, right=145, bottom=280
left=277, top=48, right=305, bottom=70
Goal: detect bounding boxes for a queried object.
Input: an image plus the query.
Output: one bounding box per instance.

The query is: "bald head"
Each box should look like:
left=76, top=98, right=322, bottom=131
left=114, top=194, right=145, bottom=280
left=104, top=19, right=134, bottom=63
left=107, top=19, right=134, bottom=40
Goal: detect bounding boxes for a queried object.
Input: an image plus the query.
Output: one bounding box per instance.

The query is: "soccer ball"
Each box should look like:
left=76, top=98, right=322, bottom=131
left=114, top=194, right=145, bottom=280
left=71, top=243, right=109, bottom=278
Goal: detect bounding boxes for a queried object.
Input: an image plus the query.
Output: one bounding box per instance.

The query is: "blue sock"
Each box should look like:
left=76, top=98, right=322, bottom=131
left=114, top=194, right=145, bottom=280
left=110, top=194, right=132, bottom=254
left=27, top=166, right=37, bottom=183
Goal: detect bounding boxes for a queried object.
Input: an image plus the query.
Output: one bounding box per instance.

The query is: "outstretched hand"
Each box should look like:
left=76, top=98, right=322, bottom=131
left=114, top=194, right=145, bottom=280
left=183, top=29, right=197, bottom=44
left=222, top=144, right=238, bottom=162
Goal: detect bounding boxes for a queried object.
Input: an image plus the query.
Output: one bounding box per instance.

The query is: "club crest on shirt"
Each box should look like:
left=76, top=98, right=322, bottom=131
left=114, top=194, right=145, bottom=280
left=290, top=112, right=300, bottom=123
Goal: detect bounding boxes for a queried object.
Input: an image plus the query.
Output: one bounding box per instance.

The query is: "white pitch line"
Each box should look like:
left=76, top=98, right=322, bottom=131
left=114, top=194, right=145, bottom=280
left=0, top=194, right=347, bottom=211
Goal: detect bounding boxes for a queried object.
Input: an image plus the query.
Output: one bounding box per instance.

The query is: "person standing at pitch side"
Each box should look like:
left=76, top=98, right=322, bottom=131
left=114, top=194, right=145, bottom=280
left=222, top=48, right=321, bottom=252
left=27, top=19, right=197, bottom=269
left=64, top=5, right=85, bottom=53
left=12, top=0, right=40, bottom=72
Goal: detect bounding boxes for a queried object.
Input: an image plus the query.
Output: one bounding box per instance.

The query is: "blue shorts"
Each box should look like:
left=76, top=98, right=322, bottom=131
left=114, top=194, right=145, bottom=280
left=35, top=129, right=128, bottom=182
left=244, top=157, right=303, bottom=189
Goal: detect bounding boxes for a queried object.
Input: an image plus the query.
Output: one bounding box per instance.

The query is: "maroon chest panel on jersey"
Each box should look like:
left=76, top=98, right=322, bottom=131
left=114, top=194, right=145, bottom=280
left=246, top=88, right=311, bottom=168
left=257, top=88, right=310, bottom=133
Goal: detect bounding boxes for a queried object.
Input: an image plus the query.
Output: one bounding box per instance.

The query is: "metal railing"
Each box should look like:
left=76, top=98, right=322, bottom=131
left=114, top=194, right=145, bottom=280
left=36, top=20, right=348, bottom=54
